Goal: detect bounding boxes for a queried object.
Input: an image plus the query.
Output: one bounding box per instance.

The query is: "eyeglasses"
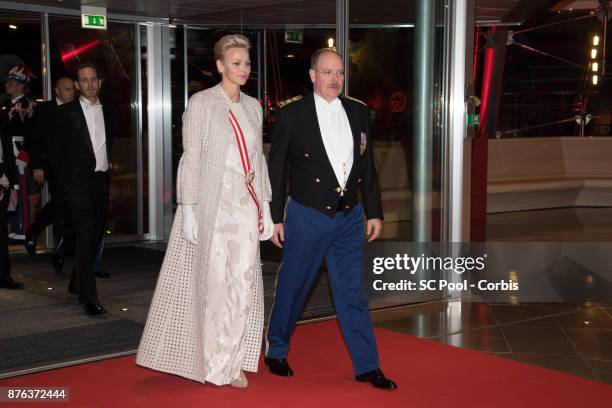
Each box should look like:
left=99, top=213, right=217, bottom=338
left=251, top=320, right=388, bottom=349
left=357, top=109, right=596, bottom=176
left=313, top=69, right=345, bottom=79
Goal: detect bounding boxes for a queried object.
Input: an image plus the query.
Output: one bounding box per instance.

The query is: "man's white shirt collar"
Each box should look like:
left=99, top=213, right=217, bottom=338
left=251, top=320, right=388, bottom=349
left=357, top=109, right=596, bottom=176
left=314, top=92, right=342, bottom=113
left=80, top=96, right=102, bottom=109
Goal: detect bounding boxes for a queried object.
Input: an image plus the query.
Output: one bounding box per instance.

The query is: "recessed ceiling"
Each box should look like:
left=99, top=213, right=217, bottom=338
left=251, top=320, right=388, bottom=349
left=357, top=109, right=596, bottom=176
left=0, top=0, right=602, bottom=25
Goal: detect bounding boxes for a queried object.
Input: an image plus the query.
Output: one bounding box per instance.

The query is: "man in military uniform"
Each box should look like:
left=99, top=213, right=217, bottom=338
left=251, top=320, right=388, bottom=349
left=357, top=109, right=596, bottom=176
left=264, top=48, right=396, bottom=390
left=0, top=65, right=36, bottom=243
left=0, top=65, right=36, bottom=289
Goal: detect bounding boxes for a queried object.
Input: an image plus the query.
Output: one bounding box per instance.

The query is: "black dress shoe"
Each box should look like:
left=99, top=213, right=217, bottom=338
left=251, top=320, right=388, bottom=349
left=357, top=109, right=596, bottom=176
left=84, top=301, right=107, bottom=316
left=355, top=369, right=397, bottom=390
left=52, top=253, right=64, bottom=274
left=94, top=270, right=110, bottom=278
left=0, top=277, right=24, bottom=290
left=24, top=240, right=36, bottom=256
left=264, top=357, right=294, bottom=377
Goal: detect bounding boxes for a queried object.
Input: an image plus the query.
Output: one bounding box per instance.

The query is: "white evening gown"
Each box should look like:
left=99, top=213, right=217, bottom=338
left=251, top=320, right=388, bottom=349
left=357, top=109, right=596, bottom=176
left=201, top=101, right=263, bottom=385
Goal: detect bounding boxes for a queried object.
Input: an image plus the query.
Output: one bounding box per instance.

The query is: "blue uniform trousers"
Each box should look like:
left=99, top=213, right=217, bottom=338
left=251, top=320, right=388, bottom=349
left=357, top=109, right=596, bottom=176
left=264, top=199, right=380, bottom=375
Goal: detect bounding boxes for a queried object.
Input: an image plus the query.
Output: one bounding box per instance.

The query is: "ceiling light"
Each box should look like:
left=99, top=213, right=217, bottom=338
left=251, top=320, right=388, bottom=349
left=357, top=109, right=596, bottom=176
left=328, top=38, right=334, bottom=48
left=593, top=35, right=600, bottom=46
left=8, top=24, right=17, bottom=30
left=592, top=62, right=598, bottom=72
left=591, top=48, right=598, bottom=59
left=592, top=75, right=598, bottom=85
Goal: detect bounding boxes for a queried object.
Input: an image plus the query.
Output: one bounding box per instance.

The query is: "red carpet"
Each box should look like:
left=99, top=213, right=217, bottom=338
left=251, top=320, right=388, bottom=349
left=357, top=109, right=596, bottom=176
left=1, top=320, right=610, bottom=407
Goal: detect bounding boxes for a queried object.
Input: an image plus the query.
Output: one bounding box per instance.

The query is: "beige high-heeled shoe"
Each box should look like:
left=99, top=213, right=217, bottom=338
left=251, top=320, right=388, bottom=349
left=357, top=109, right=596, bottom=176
left=230, top=371, right=248, bottom=388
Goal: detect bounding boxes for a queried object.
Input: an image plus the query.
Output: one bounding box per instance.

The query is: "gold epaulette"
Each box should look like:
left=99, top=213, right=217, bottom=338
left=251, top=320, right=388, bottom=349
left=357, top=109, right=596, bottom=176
left=343, top=95, right=368, bottom=107
left=278, top=95, right=302, bottom=108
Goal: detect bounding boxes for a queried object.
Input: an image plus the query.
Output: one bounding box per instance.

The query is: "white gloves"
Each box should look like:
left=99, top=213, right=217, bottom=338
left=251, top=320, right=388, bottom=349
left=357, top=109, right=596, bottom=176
left=181, top=204, right=198, bottom=244
left=260, top=201, right=274, bottom=241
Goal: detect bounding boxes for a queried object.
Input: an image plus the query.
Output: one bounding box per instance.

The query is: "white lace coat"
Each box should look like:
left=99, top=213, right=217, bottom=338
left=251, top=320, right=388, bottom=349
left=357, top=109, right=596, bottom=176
left=136, top=84, right=272, bottom=383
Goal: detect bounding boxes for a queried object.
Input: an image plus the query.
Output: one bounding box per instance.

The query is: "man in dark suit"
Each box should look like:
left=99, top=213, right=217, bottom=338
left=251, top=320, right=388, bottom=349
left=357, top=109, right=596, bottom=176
left=25, top=77, right=76, bottom=270
left=53, top=63, right=115, bottom=316
left=264, top=49, right=396, bottom=390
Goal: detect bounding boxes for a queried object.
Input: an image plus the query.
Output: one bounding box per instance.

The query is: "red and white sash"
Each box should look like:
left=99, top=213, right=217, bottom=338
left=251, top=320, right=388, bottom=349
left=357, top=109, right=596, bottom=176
left=228, top=110, right=264, bottom=234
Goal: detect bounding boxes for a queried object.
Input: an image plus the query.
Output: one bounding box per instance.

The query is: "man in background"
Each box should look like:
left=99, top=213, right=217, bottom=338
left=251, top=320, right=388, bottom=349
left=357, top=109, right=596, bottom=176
left=25, top=77, right=76, bottom=269
left=53, top=63, right=116, bottom=316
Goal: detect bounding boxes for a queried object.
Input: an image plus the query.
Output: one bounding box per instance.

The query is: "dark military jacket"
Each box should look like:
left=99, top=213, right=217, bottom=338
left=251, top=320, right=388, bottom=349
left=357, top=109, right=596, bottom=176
left=268, top=92, right=383, bottom=223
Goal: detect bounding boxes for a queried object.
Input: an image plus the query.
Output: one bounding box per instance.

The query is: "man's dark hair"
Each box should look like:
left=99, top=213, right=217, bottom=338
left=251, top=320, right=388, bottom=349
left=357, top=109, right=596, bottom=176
left=75, top=62, right=101, bottom=80
left=54, top=76, right=74, bottom=87
left=310, top=48, right=343, bottom=69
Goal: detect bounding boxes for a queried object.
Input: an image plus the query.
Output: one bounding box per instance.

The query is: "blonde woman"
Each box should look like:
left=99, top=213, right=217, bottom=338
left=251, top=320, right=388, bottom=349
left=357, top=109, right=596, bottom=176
left=136, top=34, right=273, bottom=388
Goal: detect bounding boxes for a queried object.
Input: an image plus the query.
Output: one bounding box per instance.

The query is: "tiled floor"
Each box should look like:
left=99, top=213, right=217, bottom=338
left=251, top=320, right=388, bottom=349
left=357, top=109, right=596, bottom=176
left=372, top=300, right=612, bottom=384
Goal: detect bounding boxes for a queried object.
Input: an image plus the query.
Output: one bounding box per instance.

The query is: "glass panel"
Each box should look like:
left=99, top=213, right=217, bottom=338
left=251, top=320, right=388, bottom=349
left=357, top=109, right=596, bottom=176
left=139, top=24, right=149, bottom=235
left=349, top=0, right=446, bottom=242
left=169, top=26, right=187, bottom=209
left=48, top=16, right=141, bottom=238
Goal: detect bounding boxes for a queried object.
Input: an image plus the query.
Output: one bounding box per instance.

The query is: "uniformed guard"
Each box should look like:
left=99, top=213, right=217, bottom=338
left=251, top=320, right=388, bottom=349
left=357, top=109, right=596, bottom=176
left=0, top=65, right=36, bottom=243
left=265, top=48, right=396, bottom=390
left=0, top=65, right=36, bottom=289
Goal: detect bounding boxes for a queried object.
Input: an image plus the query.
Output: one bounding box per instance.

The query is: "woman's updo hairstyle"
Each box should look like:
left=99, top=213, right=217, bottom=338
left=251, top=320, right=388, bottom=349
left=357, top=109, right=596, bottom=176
left=214, top=34, right=251, bottom=61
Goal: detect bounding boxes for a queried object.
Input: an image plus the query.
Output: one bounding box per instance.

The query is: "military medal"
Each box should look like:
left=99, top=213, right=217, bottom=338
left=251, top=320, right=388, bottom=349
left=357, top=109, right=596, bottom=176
left=245, top=169, right=255, bottom=184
